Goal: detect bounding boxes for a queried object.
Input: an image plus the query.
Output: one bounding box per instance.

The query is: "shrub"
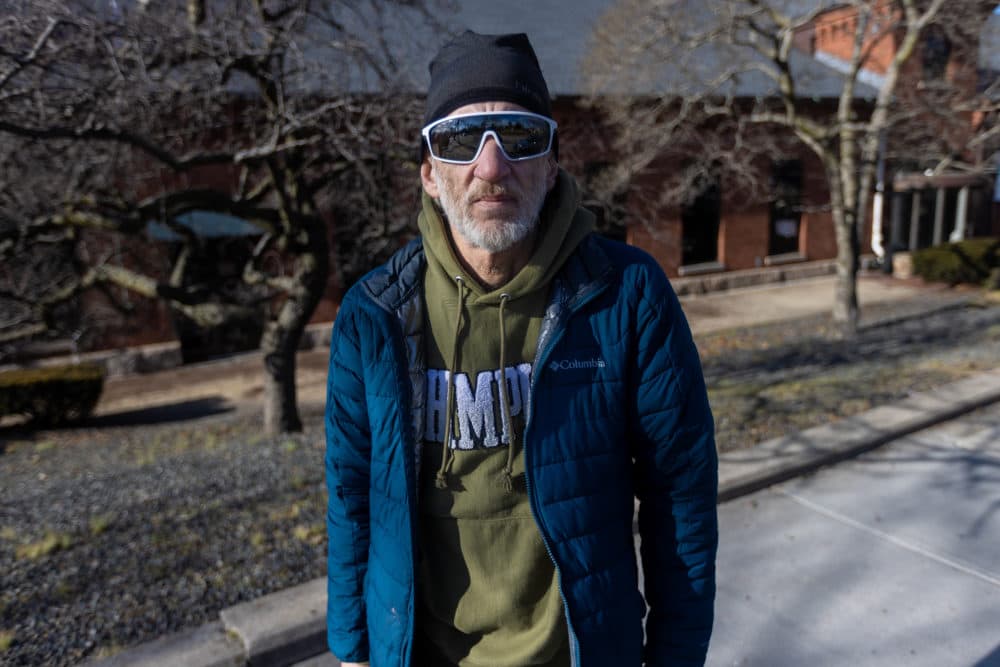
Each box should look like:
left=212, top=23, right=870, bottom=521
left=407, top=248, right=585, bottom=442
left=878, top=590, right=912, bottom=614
left=0, top=363, right=105, bottom=426
left=911, top=238, right=1000, bottom=286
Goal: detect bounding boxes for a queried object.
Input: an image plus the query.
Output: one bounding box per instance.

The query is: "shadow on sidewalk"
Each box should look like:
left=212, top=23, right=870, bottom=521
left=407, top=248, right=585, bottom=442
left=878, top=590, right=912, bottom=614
left=88, top=396, right=234, bottom=427
left=0, top=398, right=235, bottom=447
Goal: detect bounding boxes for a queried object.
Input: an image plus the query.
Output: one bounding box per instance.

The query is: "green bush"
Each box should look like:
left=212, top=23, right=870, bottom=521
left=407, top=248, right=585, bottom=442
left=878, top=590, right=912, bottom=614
left=911, top=238, right=1000, bottom=286
left=0, top=363, right=105, bottom=426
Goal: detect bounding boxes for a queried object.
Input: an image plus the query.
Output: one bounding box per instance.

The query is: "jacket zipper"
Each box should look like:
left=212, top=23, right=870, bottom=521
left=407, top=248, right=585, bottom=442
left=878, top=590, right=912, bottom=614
left=523, top=278, right=611, bottom=667
left=386, top=299, right=422, bottom=667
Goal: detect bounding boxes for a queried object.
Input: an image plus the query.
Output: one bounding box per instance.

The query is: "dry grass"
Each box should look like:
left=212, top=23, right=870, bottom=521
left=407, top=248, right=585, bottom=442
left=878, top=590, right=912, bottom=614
left=699, top=297, right=1000, bottom=452
left=15, top=531, right=73, bottom=561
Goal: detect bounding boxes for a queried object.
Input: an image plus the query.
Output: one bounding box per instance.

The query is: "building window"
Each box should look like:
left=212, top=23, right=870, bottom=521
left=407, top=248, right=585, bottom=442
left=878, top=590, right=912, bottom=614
left=581, top=161, right=627, bottom=242
left=681, top=175, right=721, bottom=266
left=769, top=160, right=803, bottom=256
left=922, top=26, right=951, bottom=81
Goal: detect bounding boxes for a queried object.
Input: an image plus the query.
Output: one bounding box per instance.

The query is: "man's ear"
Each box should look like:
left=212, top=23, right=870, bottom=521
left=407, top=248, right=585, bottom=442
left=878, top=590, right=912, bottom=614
left=420, top=159, right=439, bottom=198
left=545, top=155, right=558, bottom=192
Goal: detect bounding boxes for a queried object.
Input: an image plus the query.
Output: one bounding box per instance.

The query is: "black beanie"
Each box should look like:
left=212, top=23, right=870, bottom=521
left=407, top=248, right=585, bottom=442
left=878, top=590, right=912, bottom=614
left=424, top=31, right=552, bottom=126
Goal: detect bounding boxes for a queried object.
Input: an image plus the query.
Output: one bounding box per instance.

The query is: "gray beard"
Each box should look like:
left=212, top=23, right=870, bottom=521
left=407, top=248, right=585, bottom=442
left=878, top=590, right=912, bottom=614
left=432, top=170, right=541, bottom=254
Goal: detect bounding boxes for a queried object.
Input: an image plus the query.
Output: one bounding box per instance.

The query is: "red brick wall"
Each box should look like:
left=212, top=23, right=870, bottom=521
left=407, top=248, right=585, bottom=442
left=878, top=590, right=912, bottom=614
left=801, top=209, right=838, bottom=259
left=718, top=204, right=770, bottom=270
left=813, top=0, right=986, bottom=121
left=80, top=289, right=177, bottom=350
left=627, top=215, right=682, bottom=276
left=73, top=227, right=177, bottom=350
left=800, top=150, right=840, bottom=259
left=618, top=119, right=844, bottom=276
left=813, top=1, right=898, bottom=75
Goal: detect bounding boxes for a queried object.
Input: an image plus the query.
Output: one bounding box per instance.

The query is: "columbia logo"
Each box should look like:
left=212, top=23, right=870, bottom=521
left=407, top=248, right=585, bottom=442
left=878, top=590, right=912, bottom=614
left=549, top=358, right=606, bottom=372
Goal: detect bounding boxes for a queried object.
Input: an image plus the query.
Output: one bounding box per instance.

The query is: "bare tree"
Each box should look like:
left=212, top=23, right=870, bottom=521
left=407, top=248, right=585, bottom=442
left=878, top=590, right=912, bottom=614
left=585, top=0, right=996, bottom=335
left=0, top=0, right=441, bottom=433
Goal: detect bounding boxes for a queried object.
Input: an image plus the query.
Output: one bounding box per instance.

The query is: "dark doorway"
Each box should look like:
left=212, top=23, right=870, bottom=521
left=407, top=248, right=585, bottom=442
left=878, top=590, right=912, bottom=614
left=922, top=26, right=951, bottom=82
left=681, top=178, right=721, bottom=266
left=769, top=160, right=803, bottom=256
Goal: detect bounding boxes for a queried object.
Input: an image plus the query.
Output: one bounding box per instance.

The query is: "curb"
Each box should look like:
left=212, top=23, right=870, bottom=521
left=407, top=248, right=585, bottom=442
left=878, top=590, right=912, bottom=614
left=91, top=367, right=1000, bottom=667
left=89, top=580, right=333, bottom=667
left=672, top=259, right=837, bottom=296
left=4, top=321, right=335, bottom=380
left=88, top=621, right=245, bottom=667
left=718, top=368, right=1000, bottom=502
left=219, top=579, right=327, bottom=667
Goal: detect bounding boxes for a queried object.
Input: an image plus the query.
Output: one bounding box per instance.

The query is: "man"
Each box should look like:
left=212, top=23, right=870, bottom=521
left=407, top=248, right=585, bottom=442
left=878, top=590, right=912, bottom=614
left=325, top=31, right=718, bottom=667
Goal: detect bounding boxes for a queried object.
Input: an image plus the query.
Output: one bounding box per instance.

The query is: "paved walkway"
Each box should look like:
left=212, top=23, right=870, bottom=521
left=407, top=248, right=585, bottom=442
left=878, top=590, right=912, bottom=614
left=679, top=272, right=965, bottom=334
left=709, top=402, right=1000, bottom=667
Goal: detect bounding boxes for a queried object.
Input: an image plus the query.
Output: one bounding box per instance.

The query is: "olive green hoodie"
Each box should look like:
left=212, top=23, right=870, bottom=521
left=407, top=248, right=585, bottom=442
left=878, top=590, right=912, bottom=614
left=414, top=170, right=594, bottom=667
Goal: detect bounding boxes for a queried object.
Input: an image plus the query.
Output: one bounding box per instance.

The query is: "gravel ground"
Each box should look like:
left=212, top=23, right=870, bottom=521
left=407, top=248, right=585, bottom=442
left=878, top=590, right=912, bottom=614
left=0, top=409, right=328, bottom=666
left=1, top=292, right=999, bottom=665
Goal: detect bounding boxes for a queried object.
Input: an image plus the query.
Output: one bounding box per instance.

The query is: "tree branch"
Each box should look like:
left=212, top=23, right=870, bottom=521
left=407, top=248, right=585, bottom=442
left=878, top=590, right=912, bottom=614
left=0, top=120, right=235, bottom=171
left=0, top=17, right=60, bottom=91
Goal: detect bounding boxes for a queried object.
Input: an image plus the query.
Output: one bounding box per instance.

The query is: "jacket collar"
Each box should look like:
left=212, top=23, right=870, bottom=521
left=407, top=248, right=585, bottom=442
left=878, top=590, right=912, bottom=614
left=359, top=231, right=614, bottom=315
left=550, top=233, right=615, bottom=313
left=360, top=237, right=426, bottom=314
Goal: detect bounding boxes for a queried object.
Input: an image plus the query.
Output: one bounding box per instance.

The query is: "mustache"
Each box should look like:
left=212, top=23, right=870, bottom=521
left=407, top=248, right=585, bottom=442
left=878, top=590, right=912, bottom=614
left=468, top=184, right=517, bottom=201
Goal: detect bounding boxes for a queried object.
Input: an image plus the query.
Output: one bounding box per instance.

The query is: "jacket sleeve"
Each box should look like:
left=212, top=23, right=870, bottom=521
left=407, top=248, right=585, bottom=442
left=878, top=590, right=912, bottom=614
left=325, top=293, right=373, bottom=663
left=630, top=264, right=718, bottom=667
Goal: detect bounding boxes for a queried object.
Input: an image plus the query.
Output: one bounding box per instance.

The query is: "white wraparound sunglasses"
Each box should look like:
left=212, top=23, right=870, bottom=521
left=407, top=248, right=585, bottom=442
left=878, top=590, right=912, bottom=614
left=422, top=111, right=558, bottom=164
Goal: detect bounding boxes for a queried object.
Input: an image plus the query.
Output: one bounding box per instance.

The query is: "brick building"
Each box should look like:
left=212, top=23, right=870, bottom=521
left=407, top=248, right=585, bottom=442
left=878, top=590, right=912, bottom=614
left=42, top=0, right=999, bottom=359
left=414, top=1, right=884, bottom=278
left=796, top=1, right=999, bottom=260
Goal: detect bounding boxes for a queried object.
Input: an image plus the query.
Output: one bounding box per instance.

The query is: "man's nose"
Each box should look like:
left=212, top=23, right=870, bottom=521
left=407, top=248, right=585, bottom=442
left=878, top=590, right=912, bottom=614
left=473, top=136, right=511, bottom=182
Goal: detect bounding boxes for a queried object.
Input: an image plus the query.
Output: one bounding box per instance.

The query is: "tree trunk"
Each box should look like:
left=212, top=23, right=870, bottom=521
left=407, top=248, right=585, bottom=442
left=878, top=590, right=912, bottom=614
left=829, top=124, right=861, bottom=337
left=261, top=320, right=303, bottom=434
left=260, top=217, right=329, bottom=435
left=831, top=210, right=860, bottom=336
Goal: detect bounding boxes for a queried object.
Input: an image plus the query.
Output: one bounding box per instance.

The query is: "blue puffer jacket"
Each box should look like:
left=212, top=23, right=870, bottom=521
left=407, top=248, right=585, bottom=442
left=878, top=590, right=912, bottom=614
left=325, top=233, right=718, bottom=667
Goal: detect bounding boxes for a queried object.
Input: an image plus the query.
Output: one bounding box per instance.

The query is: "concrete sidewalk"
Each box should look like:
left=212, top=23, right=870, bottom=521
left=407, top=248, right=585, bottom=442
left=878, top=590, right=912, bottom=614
left=93, top=366, right=1000, bottom=667
left=678, top=272, right=967, bottom=335
left=709, top=399, right=1000, bottom=666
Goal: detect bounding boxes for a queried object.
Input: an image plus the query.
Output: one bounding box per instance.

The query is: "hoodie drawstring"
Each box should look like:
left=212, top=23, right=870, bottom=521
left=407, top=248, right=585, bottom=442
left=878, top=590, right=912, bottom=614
left=436, top=276, right=466, bottom=490
left=435, top=278, right=518, bottom=494
left=497, top=293, right=516, bottom=492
